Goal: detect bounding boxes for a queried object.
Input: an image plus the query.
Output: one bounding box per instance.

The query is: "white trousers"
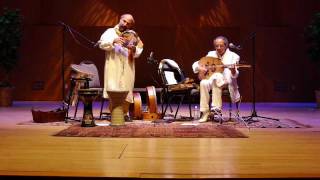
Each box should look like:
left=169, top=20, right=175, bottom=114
left=199, top=73, right=240, bottom=112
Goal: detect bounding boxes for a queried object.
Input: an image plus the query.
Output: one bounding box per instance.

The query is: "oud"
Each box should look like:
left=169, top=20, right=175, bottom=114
left=198, top=56, right=251, bottom=80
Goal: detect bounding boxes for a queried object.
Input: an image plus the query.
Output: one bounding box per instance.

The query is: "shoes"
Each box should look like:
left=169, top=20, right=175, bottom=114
left=210, top=108, right=222, bottom=123
left=124, top=115, right=133, bottom=122
left=199, top=111, right=210, bottom=123
left=210, top=108, right=222, bottom=117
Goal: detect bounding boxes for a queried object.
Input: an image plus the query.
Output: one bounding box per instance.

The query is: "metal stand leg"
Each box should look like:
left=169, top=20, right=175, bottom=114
left=232, top=99, right=250, bottom=130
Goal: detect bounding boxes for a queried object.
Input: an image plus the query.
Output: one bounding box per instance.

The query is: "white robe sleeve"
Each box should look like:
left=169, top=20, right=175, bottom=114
left=192, top=60, right=200, bottom=73
left=134, top=46, right=143, bottom=58
left=98, top=29, right=116, bottom=52
left=230, top=53, right=240, bottom=79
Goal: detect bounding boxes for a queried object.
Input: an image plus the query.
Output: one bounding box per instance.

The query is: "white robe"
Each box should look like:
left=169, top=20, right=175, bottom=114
left=192, top=49, right=241, bottom=112
left=98, top=26, right=143, bottom=103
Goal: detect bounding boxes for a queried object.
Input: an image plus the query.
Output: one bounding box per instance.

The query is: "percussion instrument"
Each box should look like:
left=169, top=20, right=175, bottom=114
left=142, top=86, right=162, bottom=120
left=69, top=64, right=95, bottom=106
left=78, top=88, right=102, bottom=127
left=107, top=90, right=129, bottom=126
left=129, top=92, right=143, bottom=120
left=120, top=29, right=139, bottom=48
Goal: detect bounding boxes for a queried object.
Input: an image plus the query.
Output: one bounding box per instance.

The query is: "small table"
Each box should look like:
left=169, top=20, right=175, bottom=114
left=78, top=88, right=102, bottom=127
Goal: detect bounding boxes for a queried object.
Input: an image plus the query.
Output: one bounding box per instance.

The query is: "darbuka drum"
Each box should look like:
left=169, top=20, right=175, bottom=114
left=78, top=88, right=102, bottom=127
left=107, top=90, right=129, bottom=126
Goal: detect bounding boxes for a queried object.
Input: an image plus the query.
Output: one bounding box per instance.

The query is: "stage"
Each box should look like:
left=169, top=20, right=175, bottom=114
left=0, top=101, right=320, bottom=179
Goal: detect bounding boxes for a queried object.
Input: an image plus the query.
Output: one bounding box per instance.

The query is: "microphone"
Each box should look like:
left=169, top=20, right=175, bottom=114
left=93, top=41, right=100, bottom=48
left=229, top=43, right=242, bottom=50
left=147, top=51, right=156, bottom=64
left=149, top=51, right=154, bottom=59
left=57, top=21, right=66, bottom=26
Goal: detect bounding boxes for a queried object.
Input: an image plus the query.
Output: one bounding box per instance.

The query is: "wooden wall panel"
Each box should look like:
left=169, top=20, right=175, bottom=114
left=11, top=26, right=62, bottom=100
left=0, top=0, right=319, bottom=102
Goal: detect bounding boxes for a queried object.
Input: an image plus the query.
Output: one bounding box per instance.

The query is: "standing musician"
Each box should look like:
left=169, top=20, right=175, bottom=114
left=192, top=36, right=240, bottom=123
left=97, top=14, right=144, bottom=121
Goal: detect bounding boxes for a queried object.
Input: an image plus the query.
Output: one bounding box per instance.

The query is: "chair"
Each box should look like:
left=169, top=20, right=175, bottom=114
left=158, top=59, right=199, bottom=119
left=65, top=60, right=107, bottom=121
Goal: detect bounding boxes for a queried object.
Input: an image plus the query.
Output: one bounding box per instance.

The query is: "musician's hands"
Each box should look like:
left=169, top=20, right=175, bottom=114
left=127, top=44, right=136, bottom=53
left=113, top=37, right=125, bottom=46
left=229, top=64, right=237, bottom=75
left=198, top=64, right=207, bottom=72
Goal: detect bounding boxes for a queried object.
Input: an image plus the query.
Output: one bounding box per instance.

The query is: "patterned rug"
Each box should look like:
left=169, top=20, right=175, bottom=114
left=221, top=118, right=312, bottom=128
left=17, top=117, right=311, bottom=128
left=54, top=121, right=248, bottom=138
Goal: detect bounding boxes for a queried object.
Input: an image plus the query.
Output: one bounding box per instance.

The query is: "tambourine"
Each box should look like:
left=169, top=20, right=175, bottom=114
left=120, top=30, right=139, bottom=48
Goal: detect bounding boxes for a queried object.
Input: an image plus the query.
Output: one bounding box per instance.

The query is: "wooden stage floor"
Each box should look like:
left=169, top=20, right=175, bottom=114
left=0, top=101, right=320, bottom=179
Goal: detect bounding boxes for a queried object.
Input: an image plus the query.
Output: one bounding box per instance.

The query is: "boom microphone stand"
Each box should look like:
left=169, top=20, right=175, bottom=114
left=146, top=52, right=171, bottom=115
left=243, top=32, right=279, bottom=122
left=58, top=21, right=67, bottom=110
left=57, top=21, right=97, bottom=120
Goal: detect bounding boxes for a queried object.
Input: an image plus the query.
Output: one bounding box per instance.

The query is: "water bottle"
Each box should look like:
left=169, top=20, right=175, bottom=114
left=193, top=105, right=199, bottom=120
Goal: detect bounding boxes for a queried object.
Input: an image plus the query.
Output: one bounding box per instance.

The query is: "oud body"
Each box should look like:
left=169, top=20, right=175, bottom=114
left=198, top=56, right=251, bottom=80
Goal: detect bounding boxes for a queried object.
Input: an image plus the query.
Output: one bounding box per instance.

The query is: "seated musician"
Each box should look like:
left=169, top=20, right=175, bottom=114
left=192, top=36, right=241, bottom=123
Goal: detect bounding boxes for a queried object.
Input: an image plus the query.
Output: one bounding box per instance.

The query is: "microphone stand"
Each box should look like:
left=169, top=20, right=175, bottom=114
left=146, top=52, right=173, bottom=115
left=58, top=22, right=67, bottom=110
left=57, top=21, right=97, bottom=121
left=242, top=32, right=279, bottom=122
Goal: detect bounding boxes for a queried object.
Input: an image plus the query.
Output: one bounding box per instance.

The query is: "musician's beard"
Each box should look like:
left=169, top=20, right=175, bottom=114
left=118, top=25, right=127, bottom=32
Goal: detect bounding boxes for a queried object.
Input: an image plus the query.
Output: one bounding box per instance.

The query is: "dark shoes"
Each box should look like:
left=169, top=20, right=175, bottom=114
left=208, top=108, right=223, bottom=123
left=124, top=115, right=133, bottom=122
left=210, top=108, right=222, bottom=117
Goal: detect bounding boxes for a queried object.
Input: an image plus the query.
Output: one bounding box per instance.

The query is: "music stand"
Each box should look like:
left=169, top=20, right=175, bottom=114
left=242, top=32, right=279, bottom=122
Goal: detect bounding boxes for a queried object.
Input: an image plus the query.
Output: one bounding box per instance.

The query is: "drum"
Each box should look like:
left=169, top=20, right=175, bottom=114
left=107, top=90, right=129, bottom=126
left=142, top=86, right=162, bottom=120
left=129, top=92, right=143, bottom=120
left=78, top=88, right=102, bottom=127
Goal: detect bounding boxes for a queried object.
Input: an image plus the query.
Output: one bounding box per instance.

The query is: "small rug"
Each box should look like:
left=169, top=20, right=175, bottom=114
left=224, top=118, right=312, bottom=128
left=17, top=120, right=78, bottom=126
left=54, top=122, right=248, bottom=138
